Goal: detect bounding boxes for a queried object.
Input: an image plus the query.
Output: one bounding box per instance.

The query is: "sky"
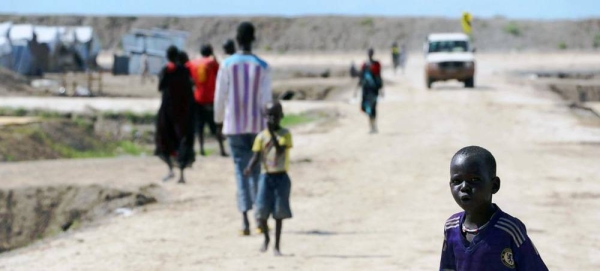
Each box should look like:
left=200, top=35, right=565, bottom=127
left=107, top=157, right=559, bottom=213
left=1, top=0, right=599, bottom=20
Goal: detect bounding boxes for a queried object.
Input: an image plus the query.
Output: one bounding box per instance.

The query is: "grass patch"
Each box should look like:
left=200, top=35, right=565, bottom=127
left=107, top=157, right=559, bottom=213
left=202, top=148, right=215, bottom=156
left=0, top=120, right=150, bottom=162
left=360, top=17, right=374, bottom=27
left=102, top=111, right=156, bottom=124
left=51, top=140, right=147, bottom=159
left=281, top=113, right=316, bottom=127
left=0, top=107, right=67, bottom=119
left=504, top=22, right=521, bottom=37
left=593, top=33, right=600, bottom=48
left=48, top=139, right=114, bottom=159
left=117, top=141, right=146, bottom=156
left=558, top=42, right=567, bottom=50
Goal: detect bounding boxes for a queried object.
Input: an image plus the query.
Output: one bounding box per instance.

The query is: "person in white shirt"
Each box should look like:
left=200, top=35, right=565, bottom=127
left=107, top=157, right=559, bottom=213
left=214, top=22, right=272, bottom=235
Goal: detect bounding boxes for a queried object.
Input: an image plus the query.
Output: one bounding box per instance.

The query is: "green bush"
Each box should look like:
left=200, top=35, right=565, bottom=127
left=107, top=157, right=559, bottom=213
left=15, top=108, right=28, bottom=116
left=593, top=33, right=600, bottom=48
left=558, top=42, right=567, bottom=50
left=504, top=22, right=521, bottom=37
left=360, top=18, right=374, bottom=27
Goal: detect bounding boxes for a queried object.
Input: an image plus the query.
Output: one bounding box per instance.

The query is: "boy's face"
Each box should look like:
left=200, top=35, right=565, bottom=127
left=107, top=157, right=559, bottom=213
left=450, top=154, right=500, bottom=213
left=265, top=103, right=283, bottom=128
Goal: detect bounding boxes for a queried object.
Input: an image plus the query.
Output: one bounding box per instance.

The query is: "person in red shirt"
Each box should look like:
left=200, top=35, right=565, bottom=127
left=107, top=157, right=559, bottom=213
left=190, top=44, right=228, bottom=157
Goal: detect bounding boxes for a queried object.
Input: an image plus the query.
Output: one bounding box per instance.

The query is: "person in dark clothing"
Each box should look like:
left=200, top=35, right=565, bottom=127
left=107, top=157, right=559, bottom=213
left=355, top=48, right=384, bottom=133
left=155, top=46, right=196, bottom=184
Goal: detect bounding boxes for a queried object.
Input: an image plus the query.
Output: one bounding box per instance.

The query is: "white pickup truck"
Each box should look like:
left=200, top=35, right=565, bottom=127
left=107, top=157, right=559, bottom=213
left=424, top=33, right=475, bottom=89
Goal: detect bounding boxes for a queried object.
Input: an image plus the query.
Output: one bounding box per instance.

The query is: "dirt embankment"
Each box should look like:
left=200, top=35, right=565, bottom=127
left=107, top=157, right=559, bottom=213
left=518, top=70, right=600, bottom=105
left=1, top=15, right=599, bottom=52
left=0, top=68, right=37, bottom=95
left=0, top=184, right=160, bottom=252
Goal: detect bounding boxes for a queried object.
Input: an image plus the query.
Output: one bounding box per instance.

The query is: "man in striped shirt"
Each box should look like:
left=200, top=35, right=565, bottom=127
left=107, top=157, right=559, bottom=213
left=215, top=22, right=273, bottom=235
left=440, top=146, right=548, bottom=270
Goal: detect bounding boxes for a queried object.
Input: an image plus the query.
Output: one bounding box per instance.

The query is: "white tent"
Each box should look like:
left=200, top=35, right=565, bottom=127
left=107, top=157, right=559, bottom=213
left=58, top=26, right=101, bottom=69
left=0, top=21, right=12, bottom=37
left=0, top=22, right=102, bottom=74
left=34, top=26, right=61, bottom=52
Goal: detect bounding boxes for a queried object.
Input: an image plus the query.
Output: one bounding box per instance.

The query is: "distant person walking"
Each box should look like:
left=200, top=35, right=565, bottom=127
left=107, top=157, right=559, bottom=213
left=399, top=44, right=407, bottom=74
left=155, top=46, right=195, bottom=183
left=355, top=48, right=384, bottom=134
left=141, top=52, right=150, bottom=84
left=391, top=42, right=400, bottom=73
left=190, top=44, right=228, bottom=157
left=215, top=22, right=273, bottom=235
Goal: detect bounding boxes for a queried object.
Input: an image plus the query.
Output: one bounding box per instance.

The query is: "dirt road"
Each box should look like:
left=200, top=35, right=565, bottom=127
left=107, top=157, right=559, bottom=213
left=1, top=53, right=600, bottom=270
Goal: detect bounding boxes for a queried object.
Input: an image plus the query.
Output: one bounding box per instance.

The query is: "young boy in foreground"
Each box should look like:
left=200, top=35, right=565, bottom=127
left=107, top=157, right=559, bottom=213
left=244, top=101, right=293, bottom=256
left=440, top=146, right=548, bottom=270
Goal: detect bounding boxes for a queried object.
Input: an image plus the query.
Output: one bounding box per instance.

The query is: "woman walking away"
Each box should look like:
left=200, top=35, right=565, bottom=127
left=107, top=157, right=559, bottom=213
left=155, top=46, right=196, bottom=183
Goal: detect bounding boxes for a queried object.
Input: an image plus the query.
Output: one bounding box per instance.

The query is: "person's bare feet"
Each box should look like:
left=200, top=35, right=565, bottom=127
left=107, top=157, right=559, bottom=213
left=260, top=238, right=270, bottom=252
left=162, top=171, right=175, bottom=182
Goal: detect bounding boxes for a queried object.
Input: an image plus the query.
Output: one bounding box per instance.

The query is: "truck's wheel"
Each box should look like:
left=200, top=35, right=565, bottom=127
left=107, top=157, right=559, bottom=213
left=426, top=77, right=433, bottom=89
left=465, top=77, right=475, bottom=88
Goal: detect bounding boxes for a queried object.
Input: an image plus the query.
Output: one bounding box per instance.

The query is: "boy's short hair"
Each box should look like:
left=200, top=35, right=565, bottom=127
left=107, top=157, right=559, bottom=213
left=166, top=46, right=179, bottom=62
left=265, top=100, right=283, bottom=115
left=223, top=39, right=236, bottom=55
left=452, top=146, right=497, bottom=177
left=178, top=51, right=189, bottom=63
left=200, top=44, right=213, bottom=57
left=237, top=22, right=256, bottom=45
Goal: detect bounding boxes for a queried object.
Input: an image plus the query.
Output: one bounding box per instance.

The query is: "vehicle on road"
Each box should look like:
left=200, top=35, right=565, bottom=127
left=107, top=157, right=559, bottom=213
left=424, top=33, right=475, bottom=89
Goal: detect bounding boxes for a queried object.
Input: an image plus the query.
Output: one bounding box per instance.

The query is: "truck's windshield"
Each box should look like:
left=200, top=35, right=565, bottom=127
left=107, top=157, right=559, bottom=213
left=428, top=40, right=469, bottom=53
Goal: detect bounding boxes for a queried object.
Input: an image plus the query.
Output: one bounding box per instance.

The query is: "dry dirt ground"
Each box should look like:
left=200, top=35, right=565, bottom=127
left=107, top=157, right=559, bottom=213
left=1, top=53, right=600, bottom=270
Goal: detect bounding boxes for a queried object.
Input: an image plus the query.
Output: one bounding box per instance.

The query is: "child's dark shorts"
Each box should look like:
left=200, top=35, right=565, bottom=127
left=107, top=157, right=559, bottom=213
left=255, top=172, right=292, bottom=220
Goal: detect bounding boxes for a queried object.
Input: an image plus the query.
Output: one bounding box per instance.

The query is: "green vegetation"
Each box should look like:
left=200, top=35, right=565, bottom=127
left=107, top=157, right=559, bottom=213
left=202, top=148, right=215, bottom=156
left=102, top=111, right=156, bottom=124
left=0, top=107, right=67, bottom=119
left=281, top=113, right=316, bottom=127
left=264, top=45, right=273, bottom=52
left=360, top=17, right=374, bottom=27
left=0, top=119, right=150, bottom=162
left=558, top=42, right=568, bottom=50
left=504, top=22, right=522, bottom=37
left=116, top=141, right=146, bottom=156
left=43, top=138, right=146, bottom=159
left=593, top=33, right=600, bottom=48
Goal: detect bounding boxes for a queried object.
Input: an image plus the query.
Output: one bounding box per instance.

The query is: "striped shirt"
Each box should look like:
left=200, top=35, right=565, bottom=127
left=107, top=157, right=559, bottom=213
left=214, top=53, right=272, bottom=135
left=440, top=205, right=548, bottom=271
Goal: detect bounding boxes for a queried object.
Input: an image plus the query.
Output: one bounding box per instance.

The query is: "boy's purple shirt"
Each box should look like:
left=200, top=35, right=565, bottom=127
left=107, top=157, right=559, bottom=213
left=440, top=205, right=548, bottom=271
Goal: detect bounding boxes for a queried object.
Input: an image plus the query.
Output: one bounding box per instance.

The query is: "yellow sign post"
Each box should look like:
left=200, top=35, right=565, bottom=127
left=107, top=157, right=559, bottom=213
left=461, top=12, right=472, bottom=35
